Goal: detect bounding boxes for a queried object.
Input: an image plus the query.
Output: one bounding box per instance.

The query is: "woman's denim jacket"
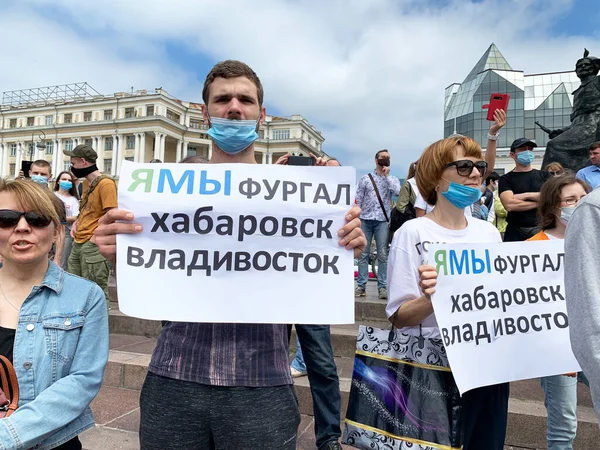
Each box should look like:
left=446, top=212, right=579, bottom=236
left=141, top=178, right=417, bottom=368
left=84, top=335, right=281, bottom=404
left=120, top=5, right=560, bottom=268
left=0, top=262, right=109, bottom=449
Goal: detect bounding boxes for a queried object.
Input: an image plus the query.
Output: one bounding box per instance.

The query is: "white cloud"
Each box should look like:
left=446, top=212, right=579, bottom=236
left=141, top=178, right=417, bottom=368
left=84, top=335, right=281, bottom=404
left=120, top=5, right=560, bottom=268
left=2, top=0, right=599, bottom=177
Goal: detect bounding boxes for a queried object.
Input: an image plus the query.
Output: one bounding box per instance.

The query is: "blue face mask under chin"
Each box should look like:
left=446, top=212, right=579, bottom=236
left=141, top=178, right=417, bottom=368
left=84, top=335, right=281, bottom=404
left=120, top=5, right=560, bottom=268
left=207, top=117, right=259, bottom=155
left=440, top=179, right=483, bottom=209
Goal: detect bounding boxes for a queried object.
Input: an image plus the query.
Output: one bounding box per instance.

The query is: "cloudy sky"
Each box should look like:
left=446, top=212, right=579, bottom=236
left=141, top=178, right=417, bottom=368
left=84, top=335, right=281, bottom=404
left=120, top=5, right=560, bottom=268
left=1, top=0, right=598, bottom=178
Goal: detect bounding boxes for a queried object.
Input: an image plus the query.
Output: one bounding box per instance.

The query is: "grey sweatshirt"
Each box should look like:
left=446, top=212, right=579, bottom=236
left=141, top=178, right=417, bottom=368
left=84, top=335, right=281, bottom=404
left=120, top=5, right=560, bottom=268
left=565, top=187, right=600, bottom=423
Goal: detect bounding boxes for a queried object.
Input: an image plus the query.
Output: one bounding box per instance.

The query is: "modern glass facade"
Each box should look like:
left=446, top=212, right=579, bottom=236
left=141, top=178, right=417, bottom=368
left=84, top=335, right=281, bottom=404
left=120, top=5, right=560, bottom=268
left=444, top=44, right=580, bottom=170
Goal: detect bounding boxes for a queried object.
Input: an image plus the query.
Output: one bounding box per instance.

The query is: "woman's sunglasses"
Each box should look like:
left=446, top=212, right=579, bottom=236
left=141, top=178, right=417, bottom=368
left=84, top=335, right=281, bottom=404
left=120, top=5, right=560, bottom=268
left=445, top=160, right=488, bottom=177
left=0, top=210, right=52, bottom=229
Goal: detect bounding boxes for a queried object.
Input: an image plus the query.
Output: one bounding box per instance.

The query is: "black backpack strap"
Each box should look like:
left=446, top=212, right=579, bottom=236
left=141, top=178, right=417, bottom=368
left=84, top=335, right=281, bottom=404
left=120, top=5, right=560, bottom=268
left=368, top=173, right=390, bottom=223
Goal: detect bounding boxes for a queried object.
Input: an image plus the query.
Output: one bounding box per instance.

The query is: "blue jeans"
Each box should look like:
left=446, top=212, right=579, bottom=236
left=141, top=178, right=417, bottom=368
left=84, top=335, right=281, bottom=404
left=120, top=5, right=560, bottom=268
left=357, top=219, right=389, bottom=290
left=291, top=336, right=306, bottom=372
left=540, top=375, right=578, bottom=450
left=293, top=325, right=341, bottom=449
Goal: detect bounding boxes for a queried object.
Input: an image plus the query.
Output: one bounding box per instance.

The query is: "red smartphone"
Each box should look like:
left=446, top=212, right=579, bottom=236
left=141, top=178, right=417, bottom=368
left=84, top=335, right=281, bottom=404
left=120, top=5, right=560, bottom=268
left=482, top=93, right=510, bottom=121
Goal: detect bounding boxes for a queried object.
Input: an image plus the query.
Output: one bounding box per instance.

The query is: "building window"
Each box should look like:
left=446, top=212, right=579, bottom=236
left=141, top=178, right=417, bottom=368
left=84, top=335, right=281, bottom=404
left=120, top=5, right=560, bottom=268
left=9, top=164, right=15, bottom=175
left=272, top=129, right=290, bottom=140
left=85, top=138, right=93, bottom=147
left=84, top=111, right=92, bottom=122
left=146, top=105, right=154, bottom=116
left=126, top=135, right=136, bottom=149
left=27, top=117, right=35, bottom=127
left=105, top=137, right=113, bottom=151
left=64, top=114, right=72, bottom=124
left=45, top=141, right=54, bottom=155
left=63, top=162, right=71, bottom=172
left=125, top=107, right=135, bottom=118
left=28, top=143, right=35, bottom=155
left=9, top=119, right=16, bottom=129
left=64, top=139, right=73, bottom=151
left=190, top=119, right=201, bottom=129
left=166, top=109, right=180, bottom=122
left=104, top=110, right=113, bottom=120
left=187, top=146, right=198, bottom=157
left=125, top=157, right=134, bottom=162
left=10, top=144, right=16, bottom=156
left=104, top=159, right=112, bottom=173
left=45, top=115, right=54, bottom=125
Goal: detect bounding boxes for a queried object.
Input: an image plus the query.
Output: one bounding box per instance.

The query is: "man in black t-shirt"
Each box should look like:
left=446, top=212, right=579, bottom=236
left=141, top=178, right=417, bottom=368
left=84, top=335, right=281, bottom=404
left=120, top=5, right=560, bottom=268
left=499, top=138, right=551, bottom=242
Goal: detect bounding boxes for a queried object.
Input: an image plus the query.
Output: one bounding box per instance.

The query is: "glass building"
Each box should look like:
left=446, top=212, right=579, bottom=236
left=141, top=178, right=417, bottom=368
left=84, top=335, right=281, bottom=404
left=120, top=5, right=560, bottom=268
left=444, top=44, right=580, bottom=172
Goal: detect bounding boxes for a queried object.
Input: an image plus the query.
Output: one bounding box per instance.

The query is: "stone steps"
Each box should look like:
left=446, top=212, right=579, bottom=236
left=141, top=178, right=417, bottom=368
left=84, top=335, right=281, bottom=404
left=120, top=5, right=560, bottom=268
left=101, top=277, right=600, bottom=449
left=99, top=333, right=600, bottom=450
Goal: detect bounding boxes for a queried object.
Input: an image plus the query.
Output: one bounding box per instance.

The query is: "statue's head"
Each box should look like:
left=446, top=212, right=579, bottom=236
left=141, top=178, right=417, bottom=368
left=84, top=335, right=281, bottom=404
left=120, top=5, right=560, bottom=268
left=576, top=49, right=600, bottom=79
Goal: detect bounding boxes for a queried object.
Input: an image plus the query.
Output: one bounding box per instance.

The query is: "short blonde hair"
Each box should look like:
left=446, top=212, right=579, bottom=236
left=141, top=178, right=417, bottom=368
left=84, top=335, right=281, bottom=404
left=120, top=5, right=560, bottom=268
left=415, top=136, right=483, bottom=206
left=0, top=179, right=60, bottom=228
left=545, top=162, right=564, bottom=173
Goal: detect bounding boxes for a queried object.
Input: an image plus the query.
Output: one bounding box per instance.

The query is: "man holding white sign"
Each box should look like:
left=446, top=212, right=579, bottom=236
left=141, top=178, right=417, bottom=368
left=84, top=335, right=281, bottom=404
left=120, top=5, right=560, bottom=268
left=93, top=60, right=366, bottom=450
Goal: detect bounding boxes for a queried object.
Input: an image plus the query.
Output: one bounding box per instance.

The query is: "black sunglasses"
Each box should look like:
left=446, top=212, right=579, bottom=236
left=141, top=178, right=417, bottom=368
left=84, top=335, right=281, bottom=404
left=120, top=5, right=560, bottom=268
left=0, top=210, right=52, bottom=229
left=445, top=160, right=488, bottom=177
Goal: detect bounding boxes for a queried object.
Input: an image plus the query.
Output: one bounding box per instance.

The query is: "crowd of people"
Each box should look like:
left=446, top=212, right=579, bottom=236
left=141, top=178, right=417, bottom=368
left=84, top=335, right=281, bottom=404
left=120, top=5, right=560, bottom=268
left=0, top=56, right=598, bottom=450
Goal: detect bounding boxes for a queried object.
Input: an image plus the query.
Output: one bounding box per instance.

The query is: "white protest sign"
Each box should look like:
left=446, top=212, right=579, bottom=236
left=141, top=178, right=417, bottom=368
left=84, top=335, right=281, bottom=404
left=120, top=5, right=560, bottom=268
left=430, top=240, right=580, bottom=395
left=116, top=161, right=356, bottom=324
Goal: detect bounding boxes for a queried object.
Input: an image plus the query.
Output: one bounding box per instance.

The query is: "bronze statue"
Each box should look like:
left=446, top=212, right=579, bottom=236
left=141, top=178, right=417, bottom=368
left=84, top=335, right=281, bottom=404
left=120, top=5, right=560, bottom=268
left=539, top=49, right=600, bottom=171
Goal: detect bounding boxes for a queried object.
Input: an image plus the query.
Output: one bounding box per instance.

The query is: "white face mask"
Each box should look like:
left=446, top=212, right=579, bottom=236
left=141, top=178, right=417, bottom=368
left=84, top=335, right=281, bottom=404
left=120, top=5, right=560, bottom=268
left=559, top=206, right=576, bottom=225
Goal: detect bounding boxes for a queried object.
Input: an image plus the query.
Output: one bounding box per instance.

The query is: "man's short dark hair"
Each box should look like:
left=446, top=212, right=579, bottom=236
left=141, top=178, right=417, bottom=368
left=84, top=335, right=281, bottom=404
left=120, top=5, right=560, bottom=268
left=202, top=60, right=264, bottom=106
left=31, top=159, right=52, bottom=172
left=375, top=149, right=389, bottom=159
left=590, top=141, right=600, bottom=151
left=485, top=171, right=500, bottom=186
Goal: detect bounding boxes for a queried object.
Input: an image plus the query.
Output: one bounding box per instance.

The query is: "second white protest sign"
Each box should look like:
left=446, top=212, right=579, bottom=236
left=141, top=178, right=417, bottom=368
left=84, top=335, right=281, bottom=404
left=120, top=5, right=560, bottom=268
left=430, top=240, right=580, bottom=395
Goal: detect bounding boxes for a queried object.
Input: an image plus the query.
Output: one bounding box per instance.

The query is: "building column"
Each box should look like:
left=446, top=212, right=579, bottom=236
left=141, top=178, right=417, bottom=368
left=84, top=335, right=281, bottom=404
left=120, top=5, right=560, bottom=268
left=153, top=131, right=161, bottom=160
left=55, top=139, right=64, bottom=175
left=0, top=144, right=5, bottom=177
left=267, top=151, right=273, bottom=164
left=139, top=132, right=146, bottom=163
left=208, top=142, right=213, bottom=160
left=159, top=133, right=166, bottom=162
left=176, top=139, right=182, bottom=162
left=72, top=137, right=79, bottom=147
left=50, top=140, right=58, bottom=176
left=14, top=143, right=24, bottom=178
left=261, top=151, right=267, bottom=164
left=0, top=144, right=4, bottom=177
left=117, top=133, right=126, bottom=176
left=111, top=134, right=120, bottom=176
left=96, top=136, right=104, bottom=172
left=35, top=143, right=43, bottom=161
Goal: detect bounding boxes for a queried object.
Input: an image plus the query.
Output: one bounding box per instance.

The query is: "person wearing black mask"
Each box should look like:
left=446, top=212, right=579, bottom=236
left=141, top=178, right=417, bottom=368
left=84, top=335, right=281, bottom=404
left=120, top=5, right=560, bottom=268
left=62, top=144, right=117, bottom=309
left=355, top=149, right=401, bottom=299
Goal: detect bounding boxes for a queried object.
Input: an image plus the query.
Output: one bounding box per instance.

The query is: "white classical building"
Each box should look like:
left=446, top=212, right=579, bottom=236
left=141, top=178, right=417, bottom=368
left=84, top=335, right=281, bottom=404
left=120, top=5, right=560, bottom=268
left=0, top=83, right=326, bottom=179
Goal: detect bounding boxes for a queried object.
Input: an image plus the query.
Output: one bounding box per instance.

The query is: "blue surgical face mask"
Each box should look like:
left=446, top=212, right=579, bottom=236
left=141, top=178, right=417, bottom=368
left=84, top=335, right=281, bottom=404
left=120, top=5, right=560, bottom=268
left=207, top=117, right=259, bottom=155
left=59, top=181, right=73, bottom=191
left=560, top=206, right=576, bottom=225
left=441, top=179, right=483, bottom=209
left=31, top=175, right=48, bottom=186
left=516, top=150, right=535, bottom=166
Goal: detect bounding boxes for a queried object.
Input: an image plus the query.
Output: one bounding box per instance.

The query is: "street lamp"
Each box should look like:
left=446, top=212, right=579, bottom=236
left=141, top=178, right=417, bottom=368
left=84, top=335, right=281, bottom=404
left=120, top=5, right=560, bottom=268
left=30, top=130, right=46, bottom=161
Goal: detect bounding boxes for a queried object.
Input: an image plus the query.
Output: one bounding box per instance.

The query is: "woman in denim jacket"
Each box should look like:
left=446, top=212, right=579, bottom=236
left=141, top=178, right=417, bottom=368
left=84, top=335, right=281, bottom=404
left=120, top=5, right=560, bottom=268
left=0, top=179, right=108, bottom=450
